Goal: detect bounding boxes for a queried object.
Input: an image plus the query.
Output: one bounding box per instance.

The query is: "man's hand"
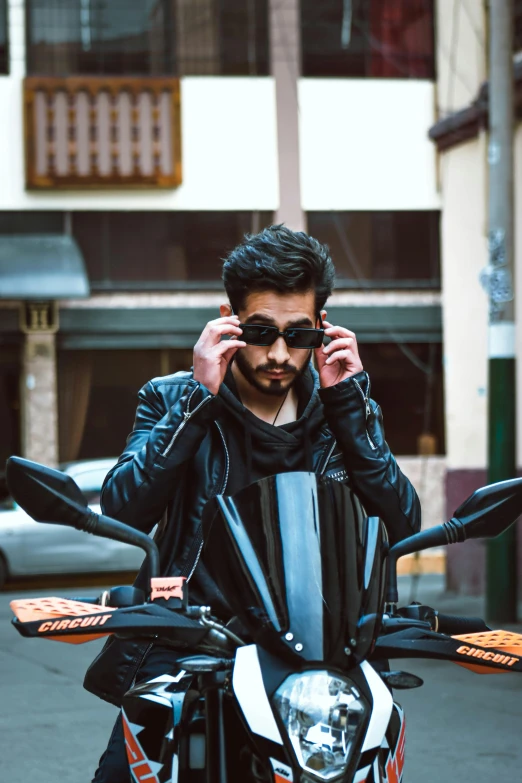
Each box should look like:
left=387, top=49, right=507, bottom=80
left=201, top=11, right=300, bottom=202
left=315, top=320, right=363, bottom=388
left=193, top=316, right=246, bottom=395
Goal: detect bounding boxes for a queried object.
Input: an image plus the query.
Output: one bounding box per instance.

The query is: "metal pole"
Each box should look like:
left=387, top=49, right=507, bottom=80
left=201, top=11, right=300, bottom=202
left=485, top=0, right=517, bottom=622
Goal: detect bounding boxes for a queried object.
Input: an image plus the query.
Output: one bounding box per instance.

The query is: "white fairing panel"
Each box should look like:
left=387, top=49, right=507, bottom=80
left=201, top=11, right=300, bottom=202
left=139, top=672, right=187, bottom=706
left=354, top=765, right=371, bottom=783
left=232, top=645, right=283, bottom=745
left=360, top=662, right=393, bottom=752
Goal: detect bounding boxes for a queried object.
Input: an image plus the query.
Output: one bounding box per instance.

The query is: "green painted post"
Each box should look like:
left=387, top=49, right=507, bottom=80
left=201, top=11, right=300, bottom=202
left=486, top=358, right=517, bottom=621
left=484, top=0, right=517, bottom=623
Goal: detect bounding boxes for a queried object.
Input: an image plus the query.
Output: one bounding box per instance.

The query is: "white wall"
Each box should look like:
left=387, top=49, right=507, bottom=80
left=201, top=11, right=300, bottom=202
left=440, top=135, right=489, bottom=470
left=0, top=74, right=441, bottom=214
left=440, top=126, right=522, bottom=472
left=398, top=456, right=446, bottom=530
left=434, top=1, right=522, bottom=472
left=298, top=79, right=440, bottom=211
left=0, top=77, right=280, bottom=211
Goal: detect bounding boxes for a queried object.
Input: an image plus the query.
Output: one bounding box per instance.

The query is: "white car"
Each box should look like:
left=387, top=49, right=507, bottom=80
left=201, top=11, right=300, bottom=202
left=0, top=459, right=144, bottom=588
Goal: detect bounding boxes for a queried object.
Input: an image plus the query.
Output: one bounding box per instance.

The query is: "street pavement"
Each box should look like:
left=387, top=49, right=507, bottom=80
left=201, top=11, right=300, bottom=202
left=0, top=575, right=521, bottom=782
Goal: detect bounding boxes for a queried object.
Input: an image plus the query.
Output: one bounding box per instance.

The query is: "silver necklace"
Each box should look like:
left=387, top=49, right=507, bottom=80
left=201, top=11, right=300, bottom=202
left=272, top=389, right=290, bottom=426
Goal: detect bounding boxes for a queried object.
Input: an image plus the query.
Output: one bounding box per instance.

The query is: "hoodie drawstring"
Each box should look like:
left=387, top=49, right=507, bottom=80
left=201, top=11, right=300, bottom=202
left=244, top=418, right=253, bottom=486
left=303, top=417, right=314, bottom=471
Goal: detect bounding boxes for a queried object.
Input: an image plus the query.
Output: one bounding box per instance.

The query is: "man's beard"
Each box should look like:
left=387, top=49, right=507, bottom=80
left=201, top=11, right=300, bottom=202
left=234, top=350, right=312, bottom=397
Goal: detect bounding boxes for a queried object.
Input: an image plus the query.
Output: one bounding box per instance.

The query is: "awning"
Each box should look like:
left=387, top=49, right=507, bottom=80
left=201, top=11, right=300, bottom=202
left=57, top=304, right=442, bottom=350
left=0, top=235, right=90, bottom=299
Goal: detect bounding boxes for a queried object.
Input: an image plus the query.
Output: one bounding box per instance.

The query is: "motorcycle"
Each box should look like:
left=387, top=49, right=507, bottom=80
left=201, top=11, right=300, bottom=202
left=6, top=456, right=522, bottom=783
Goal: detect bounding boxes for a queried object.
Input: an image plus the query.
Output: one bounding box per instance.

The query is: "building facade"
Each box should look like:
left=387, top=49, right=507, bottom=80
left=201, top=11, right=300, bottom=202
left=429, top=0, right=522, bottom=593
left=0, top=0, right=443, bottom=533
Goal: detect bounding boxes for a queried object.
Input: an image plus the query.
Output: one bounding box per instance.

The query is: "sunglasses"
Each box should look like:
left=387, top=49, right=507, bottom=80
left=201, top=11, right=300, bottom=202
left=239, top=316, right=324, bottom=350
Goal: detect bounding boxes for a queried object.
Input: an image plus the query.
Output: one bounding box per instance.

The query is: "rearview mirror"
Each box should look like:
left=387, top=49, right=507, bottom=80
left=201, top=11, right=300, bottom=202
left=452, top=477, right=522, bottom=539
left=6, top=456, right=161, bottom=584
left=385, top=476, right=522, bottom=605
left=6, top=456, right=89, bottom=527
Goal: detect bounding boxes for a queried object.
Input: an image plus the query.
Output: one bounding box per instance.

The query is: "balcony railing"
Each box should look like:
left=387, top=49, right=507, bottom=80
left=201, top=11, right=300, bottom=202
left=24, top=77, right=182, bottom=189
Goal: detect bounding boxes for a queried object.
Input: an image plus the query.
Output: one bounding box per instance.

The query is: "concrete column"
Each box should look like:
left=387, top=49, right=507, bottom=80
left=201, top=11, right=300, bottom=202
left=21, top=332, right=59, bottom=467
left=269, top=0, right=306, bottom=232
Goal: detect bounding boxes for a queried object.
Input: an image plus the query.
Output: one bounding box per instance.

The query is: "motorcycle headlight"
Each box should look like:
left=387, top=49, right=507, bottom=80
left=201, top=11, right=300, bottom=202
left=272, top=671, right=368, bottom=781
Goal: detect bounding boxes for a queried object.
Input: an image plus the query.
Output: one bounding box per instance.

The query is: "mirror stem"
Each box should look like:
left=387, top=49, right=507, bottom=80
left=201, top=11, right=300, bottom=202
left=82, top=512, right=160, bottom=592
left=386, top=523, right=462, bottom=604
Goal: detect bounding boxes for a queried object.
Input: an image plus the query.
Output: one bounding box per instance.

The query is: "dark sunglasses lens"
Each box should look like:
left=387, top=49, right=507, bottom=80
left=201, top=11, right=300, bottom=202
left=241, top=325, right=278, bottom=346
left=286, top=329, right=324, bottom=349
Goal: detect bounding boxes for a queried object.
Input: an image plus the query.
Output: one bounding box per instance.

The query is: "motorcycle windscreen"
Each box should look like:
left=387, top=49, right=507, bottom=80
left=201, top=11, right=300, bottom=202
left=202, top=472, right=387, bottom=666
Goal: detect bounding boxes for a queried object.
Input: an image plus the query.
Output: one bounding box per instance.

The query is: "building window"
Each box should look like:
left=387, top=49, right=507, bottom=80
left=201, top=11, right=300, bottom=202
left=307, top=211, right=440, bottom=288
left=0, top=210, right=273, bottom=288
left=362, top=342, right=444, bottom=455
left=26, top=0, right=269, bottom=76
left=58, top=348, right=193, bottom=461
left=0, top=0, right=8, bottom=74
left=301, top=0, right=434, bottom=79
left=515, top=1, right=522, bottom=51
left=0, top=211, right=64, bottom=234
left=72, top=211, right=273, bottom=289
left=58, top=343, right=444, bottom=460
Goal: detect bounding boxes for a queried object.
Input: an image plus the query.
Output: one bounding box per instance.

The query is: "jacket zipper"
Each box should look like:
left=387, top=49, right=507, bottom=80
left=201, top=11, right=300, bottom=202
left=130, top=641, right=154, bottom=690
left=128, top=391, right=218, bottom=689
left=184, top=420, right=230, bottom=585
left=352, top=373, right=378, bottom=451
left=214, top=421, right=230, bottom=493
left=320, top=439, right=337, bottom=474
left=161, top=387, right=213, bottom=458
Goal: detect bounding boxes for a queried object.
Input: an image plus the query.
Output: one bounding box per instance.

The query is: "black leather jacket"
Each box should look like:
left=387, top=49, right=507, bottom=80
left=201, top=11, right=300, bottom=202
left=84, top=368, right=420, bottom=705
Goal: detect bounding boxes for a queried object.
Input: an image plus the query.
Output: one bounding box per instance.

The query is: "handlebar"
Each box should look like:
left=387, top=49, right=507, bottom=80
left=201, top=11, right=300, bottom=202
left=73, top=595, right=491, bottom=640
left=66, top=591, right=246, bottom=650
left=70, top=596, right=100, bottom=605
left=394, top=603, right=491, bottom=636
left=436, top=613, right=490, bottom=635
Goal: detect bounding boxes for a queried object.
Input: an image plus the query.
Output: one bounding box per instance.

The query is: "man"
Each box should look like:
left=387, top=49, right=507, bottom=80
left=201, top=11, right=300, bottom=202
left=87, top=225, right=420, bottom=781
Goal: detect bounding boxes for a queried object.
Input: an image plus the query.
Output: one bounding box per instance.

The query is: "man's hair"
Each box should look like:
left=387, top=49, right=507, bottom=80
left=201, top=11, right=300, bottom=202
left=222, top=224, right=335, bottom=313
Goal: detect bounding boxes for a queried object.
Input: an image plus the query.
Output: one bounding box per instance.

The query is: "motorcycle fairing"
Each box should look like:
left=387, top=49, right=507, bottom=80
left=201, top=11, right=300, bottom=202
left=122, top=670, right=195, bottom=783
left=270, top=757, right=294, bottom=783
left=359, top=662, right=393, bottom=754
left=373, top=627, right=522, bottom=672
left=202, top=473, right=388, bottom=667
left=232, top=644, right=284, bottom=745
left=352, top=704, right=405, bottom=783
left=380, top=704, right=406, bottom=783
left=122, top=710, right=163, bottom=783
left=232, top=644, right=397, bottom=783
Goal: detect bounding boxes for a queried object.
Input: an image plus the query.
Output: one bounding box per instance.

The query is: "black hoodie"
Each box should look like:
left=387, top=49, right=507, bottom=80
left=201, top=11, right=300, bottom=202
left=217, top=364, right=327, bottom=494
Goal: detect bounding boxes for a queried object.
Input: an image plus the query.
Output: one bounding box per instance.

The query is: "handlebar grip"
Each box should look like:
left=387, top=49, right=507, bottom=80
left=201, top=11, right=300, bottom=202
left=437, top=614, right=490, bottom=635
left=70, top=596, right=101, bottom=605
